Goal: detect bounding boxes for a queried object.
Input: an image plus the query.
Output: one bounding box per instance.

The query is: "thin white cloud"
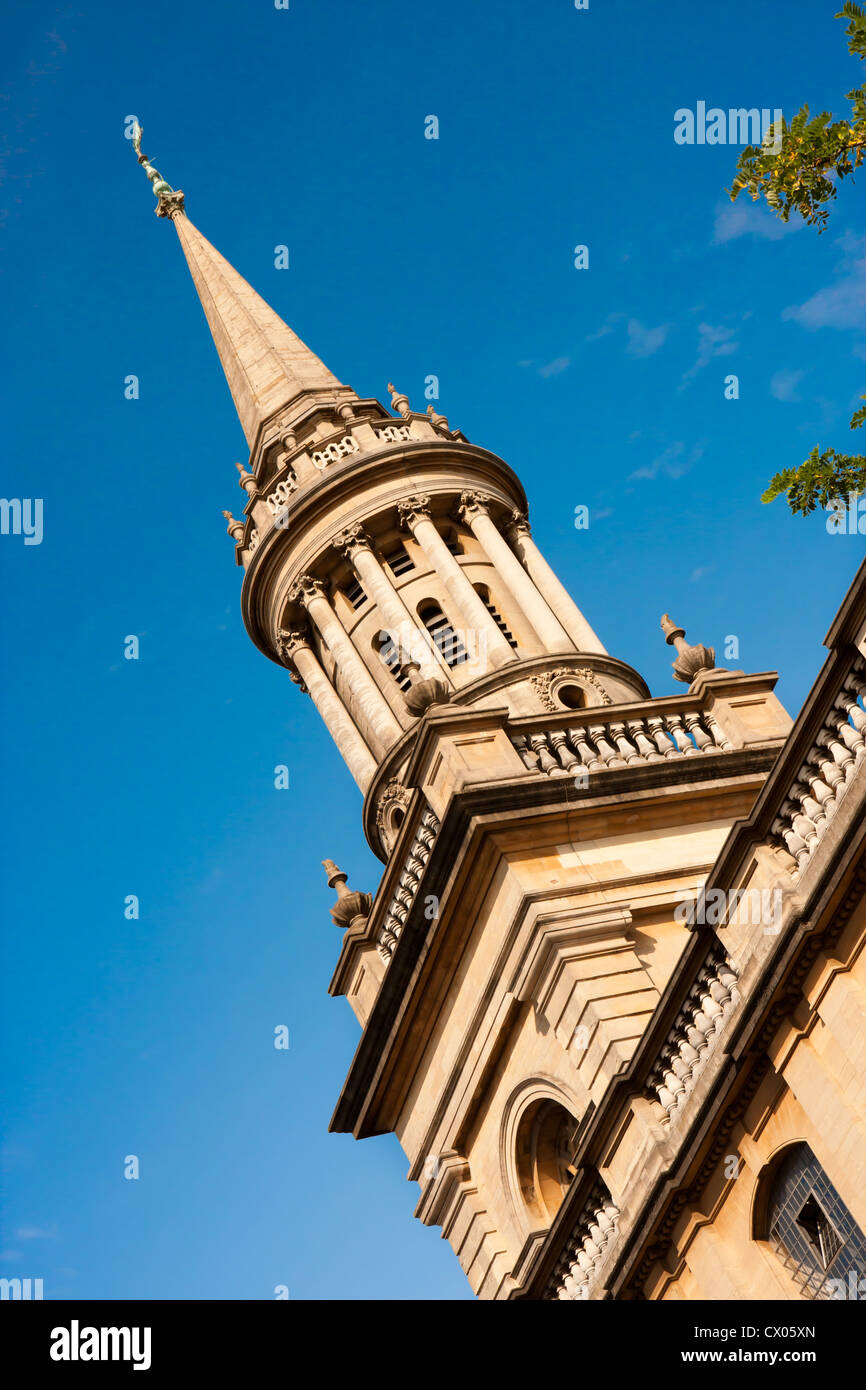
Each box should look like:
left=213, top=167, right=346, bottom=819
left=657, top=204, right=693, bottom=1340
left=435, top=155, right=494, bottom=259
left=681, top=322, right=738, bottom=386
left=585, top=312, right=623, bottom=342
left=626, top=319, right=671, bottom=358
left=630, top=439, right=705, bottom=482
left=537, top=356, right=571, bottom=378
left=713, top=201, right=801, bottom=244
left=770, top=368, right=806, bottom=402
left=783, top=232, right=866, bottom=333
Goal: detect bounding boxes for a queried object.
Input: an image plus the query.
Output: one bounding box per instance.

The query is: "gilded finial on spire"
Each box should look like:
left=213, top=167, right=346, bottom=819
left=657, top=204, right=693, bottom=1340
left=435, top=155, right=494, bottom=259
left=130, top=121, right=185, bottom=219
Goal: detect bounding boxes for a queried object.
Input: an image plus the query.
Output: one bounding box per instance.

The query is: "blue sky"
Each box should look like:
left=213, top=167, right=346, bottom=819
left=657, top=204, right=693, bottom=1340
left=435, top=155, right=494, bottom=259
left=1, top=0, right=863, bottom=1300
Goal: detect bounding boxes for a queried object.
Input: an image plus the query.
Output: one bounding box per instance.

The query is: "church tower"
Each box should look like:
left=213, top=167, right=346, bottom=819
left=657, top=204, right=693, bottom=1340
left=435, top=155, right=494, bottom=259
left=135, top=134, right=795, bottom=1298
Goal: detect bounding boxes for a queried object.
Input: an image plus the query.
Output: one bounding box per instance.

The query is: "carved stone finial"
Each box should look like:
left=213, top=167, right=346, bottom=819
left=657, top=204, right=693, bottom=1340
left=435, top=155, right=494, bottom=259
left=404, top=677, right=451, bottom=716
left=130, top=121, right=185, bottom=219
left=322, top=859, right=349, bottom=894
left=223, top=509, right=244, bottom=541
left=322, top=860, right=372, bottom=929
left=387, top=383, right=412, bottom=418
left=235, top=462, right=257, bottom=495
left=426, top=403, right=450, bottom=432
left=660, top=613, right=716, bottom=685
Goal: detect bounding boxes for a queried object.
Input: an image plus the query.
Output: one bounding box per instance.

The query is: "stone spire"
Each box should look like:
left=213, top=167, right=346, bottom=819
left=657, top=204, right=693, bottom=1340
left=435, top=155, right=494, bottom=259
left=131, top=122, right=351, bottom=449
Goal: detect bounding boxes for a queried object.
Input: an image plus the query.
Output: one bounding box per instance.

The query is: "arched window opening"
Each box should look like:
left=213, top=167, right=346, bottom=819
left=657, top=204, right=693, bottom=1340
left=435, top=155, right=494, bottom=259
left=375, top=630, right=413, bottom=692
left=474, top=584, right=518, bottom=649
left=759, top=1143, right=866, bottom=1299
left=443, top=533, right=462, bottom=557
left=515, top=1099, right=578, bottom=1223
left=418, top=602, right=468, bottom=668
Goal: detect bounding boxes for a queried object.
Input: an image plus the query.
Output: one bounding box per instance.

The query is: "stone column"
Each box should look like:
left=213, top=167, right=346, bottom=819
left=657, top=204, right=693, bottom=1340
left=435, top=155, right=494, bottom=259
left=277, top=627, right=377, bottom=793
left=288, top=575, right=403, bottom=758
left=333, top=524, right=450, bottom=684
left=397, top=496, right=516, bottom=671
left=507, top=511, right=606, bottom=655
left=457, top=491, right=573, bottom=654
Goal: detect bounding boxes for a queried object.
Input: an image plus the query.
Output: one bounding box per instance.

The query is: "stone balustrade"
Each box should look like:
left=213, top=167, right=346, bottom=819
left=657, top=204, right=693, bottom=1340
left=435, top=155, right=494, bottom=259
left=768, top=654, right=866, bottom=881
left=646, top=945, right=740, bottom=1119
left=378, top=806, right=441, bottom=961
left=546, top=1182, right=620, bottom=1301
left=511, top=703, right=733, bottom=778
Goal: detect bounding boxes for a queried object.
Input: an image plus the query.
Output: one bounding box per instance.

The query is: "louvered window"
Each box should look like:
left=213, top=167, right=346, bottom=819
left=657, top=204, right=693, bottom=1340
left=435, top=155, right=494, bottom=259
left=384, top=545, right=415, bottom=577
left=378, top=631, right=413, bottom=691
left=344, top=578, right=366, bottom=610
left=475, top=586, right=518, bottom=649
left=420, top=604, right=468, bottom=667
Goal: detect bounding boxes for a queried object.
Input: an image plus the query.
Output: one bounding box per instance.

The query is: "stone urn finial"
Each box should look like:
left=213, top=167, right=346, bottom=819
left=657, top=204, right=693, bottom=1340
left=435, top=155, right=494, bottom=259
left=426, top=403, right=450, bottom=432
left=322, top=860, right=372, bottom=929
left=223, top=509, right=244, bottom=541
left=235, top=462, right=257, bottom=495
left=387, top=382, right=411, bottom=418
left=404, top=676, right=451, bottom=716
left=661, top=613, right=716, bottom=685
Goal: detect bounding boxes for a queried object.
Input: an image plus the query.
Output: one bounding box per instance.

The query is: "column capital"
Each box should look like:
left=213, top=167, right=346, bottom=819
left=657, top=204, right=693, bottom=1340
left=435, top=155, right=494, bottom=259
left=397, top=494, right=432, bottom=529
left=506, top=508, right=532, bottom=540
left=332, top=523, right=371, bottom=560
left=288, top=574, right=327, bottom=607
left=456, top=490, right=494, bottom=524
left=276, top=627, right=311, bottom=688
